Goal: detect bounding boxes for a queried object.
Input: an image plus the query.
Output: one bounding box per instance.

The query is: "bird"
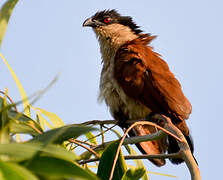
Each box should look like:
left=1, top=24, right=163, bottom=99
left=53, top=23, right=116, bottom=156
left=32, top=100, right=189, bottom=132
left=83, top=9, right=194, bottom=167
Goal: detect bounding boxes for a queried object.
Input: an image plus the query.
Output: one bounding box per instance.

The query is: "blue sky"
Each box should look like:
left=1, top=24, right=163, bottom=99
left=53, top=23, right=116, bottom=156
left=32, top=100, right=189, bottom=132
left=1, top=0, right=222, bottom=179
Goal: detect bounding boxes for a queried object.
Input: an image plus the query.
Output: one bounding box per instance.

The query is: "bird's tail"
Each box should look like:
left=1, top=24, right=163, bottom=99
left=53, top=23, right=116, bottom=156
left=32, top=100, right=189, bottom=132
left=129, top=122, right=196, bottom=166
left=168, top=133, right=195, bottom=164
left=128, top=124, right=168, bottom=167
left=167, top=120, right=197, bottom=165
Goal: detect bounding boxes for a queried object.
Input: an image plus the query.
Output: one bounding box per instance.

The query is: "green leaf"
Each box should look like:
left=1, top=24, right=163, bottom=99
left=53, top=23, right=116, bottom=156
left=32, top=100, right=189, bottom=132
left=121, top=168, right=146, bottom=180
left=22, top=156, right=99, bottom=180
left=0, top=142, right=78, bottom=162
left=34, top=110, right=52, bottom=130
left=0, top=161, right=38, bottom=180
left=0, top=96, right=10, bottom=144
left=110, top=129, right=149, bottom=180
left=34, top=107, right=64, bottom=128
left=127, top=146, right=149, bottom=180
left=0, top=0, right=18, bottom=47
left=9, top=110, right=43, bottom=136
left=146, top=171, right=177, bottom=178
left=31, top=124, right=96, bottom=144
left=97, top=141, right=127, bottom=180
left=85, top=131, right=97, bottom=145
left=10, top=120, right=39, bottom=136
left=0, top=53, right=31, bottom=117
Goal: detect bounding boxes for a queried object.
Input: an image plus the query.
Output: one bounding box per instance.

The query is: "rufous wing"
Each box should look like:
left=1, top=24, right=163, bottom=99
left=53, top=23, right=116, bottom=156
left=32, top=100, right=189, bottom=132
left=114, top=35, right=192, bottom=134
left=114, top=35, right=192, bottom=166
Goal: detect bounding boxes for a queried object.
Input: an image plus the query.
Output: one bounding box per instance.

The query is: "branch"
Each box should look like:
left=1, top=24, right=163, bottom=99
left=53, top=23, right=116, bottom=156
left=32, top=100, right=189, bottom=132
left=109, top=120, right=174, bottom=180
left=76, top=120, right=117, bottom=126
left=153, top=114, right=201, bottom=180
left=69, top=139, right=100, bottom=158
left=79, top=129, right=165, bottom=160
left=78, top=152, right=181, bottom=165
left=75, top=116, right=201, bottom=180
left=79, top=120, right=180, bottom=160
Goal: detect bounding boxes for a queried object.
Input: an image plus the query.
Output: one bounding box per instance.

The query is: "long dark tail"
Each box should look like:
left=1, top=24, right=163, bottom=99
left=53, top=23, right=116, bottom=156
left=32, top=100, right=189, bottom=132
left=168, top=134, right=196, bottom=164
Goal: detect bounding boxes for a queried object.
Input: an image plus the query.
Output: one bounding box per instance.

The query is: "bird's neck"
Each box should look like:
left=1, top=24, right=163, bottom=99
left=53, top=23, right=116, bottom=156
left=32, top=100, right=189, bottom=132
left=94, top=24, right=138, bottom=66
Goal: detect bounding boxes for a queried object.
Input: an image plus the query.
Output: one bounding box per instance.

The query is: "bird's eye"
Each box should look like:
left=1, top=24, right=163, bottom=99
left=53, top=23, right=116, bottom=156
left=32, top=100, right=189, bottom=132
left=104, top=17, right=111, bottom=24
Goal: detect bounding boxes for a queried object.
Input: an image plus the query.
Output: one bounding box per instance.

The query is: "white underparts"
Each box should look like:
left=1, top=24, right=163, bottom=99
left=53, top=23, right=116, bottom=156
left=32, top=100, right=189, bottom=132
left=94, top=24, right=151, bottom=119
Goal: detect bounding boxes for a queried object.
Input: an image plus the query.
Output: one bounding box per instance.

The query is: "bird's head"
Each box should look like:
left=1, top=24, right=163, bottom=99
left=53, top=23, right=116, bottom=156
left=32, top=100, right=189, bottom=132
left=83, top=10, right=142, bottom=47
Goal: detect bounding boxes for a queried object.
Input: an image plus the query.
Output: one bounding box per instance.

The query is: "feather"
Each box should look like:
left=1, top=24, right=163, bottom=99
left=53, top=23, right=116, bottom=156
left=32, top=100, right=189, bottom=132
left=114, top=35, right=193, bottom=165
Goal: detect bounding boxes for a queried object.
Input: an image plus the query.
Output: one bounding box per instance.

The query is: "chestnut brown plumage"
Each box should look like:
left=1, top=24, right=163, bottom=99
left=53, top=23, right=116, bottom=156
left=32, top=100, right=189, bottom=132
left=83, top=9, right=194, bottom=167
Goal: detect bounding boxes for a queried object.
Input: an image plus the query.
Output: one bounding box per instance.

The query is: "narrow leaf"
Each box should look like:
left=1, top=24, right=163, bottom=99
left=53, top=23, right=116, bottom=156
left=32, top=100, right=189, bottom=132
left=33, top=108, right=53, bottom=130
left=121, top=168, right=146, bottom=180
left=97, top=141, right=127, bottom=180
left=31, top=124, right=96, bottom=144
left=110, top=129, right=149, bottom=180
left=34, top=107, right=64, bottom=128
left=22, top=156, right=99, bottom=180
left=0, top=142, right=78, bottom=162
left=127, top=146, right=149, bottom=180
left=0, top=161, right=38, bottom=180
left=0, top=0, right=18, bottom=47
left=147, top=171, right=177, bottom=178
left=85, top=132, right=97, bottom=145
left=9, top=110, right=43, bottom=136
left=0, top=96, right=10, bottom=144
left=0, top=53, right=31, bottom=117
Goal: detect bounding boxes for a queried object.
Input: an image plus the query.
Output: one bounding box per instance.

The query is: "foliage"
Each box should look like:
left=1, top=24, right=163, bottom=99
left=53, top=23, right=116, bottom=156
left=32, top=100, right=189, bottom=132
left=0, top=93, right=149, bottom=180
left=0, top=0, right=18, bottom=47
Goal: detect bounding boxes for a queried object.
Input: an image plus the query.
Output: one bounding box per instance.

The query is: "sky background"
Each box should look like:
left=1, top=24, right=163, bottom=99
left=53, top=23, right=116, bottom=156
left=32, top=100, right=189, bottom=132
left=0, top=0, right=222, bottom=179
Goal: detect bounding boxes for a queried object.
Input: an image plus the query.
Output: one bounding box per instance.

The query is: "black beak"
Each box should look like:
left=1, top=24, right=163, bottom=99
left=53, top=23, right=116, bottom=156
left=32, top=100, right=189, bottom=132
left=83, top=18, right=96, bottom=27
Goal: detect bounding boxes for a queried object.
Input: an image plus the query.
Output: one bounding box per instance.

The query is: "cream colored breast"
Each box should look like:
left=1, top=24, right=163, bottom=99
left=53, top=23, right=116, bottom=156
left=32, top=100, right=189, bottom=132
left=99, top=60, right=151, bottom=120
left=97, top=43, right=151, bottom=119
left=94, top=23, right=151, bottom=119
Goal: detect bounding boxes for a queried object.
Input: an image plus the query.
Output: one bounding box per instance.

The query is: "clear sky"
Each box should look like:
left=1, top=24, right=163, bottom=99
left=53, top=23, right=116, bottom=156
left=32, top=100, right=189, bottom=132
left=1, top=0, right=222, bottom=179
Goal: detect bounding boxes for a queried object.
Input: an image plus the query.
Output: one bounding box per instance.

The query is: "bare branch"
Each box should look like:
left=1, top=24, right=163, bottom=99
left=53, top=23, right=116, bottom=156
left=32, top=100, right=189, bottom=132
left=75, top=120, right=117, bottom=126
left=74, top=116, right=200, bottom=180
left=156, top=115, right=201, bottom=180
left=79, top=129, right=165, bottom=160
left=78, top=152, right=181, bottom=165
left=72, top=139, right=96, bottom=148
left=69, top=139, right=100, bottom=158
left=109, top=120, right=172, bottom=180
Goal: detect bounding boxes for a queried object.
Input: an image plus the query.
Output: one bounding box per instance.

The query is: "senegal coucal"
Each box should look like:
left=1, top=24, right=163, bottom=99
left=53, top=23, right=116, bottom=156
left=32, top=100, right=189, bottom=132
left=83, top=9, right=194, bottom=167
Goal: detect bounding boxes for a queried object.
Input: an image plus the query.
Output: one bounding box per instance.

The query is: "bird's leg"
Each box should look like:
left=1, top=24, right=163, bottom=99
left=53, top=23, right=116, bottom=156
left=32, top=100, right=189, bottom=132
left=145, top=113, right=166, bottom=128
left=113, top=110, right=129, bottom=129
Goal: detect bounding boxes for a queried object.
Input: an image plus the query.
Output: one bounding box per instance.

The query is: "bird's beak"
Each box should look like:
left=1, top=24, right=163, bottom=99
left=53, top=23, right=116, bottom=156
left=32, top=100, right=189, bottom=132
left=83, top=18, right=96, bottom=27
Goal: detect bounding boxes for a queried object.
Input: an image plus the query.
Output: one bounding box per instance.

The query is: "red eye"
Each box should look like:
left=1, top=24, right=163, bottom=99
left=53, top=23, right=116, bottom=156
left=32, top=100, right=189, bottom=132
left=104, top=17, right=110, bottom=23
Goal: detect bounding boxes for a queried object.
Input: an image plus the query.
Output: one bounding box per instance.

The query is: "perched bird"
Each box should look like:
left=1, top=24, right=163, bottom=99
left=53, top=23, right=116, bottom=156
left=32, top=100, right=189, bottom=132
left=83, top=9, right=194, bottom=167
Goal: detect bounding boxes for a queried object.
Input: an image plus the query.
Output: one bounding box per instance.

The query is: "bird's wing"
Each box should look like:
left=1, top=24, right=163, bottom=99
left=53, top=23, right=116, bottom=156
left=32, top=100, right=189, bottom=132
left=114, top=36, right=192, bottom=122
left=114, top=36, right=192, bottom=166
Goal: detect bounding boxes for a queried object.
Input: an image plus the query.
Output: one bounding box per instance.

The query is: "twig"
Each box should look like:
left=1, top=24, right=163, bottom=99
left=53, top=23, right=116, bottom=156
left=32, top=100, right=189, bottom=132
left=158, top=115, right=201, bottom=180
left=78, top=152, right=181, bottom=165
left=124, top=153, right=181, bottom=160
left=74, top=119, right=181, bottom=141
left=28, top=123, right=42, bottom=134
left=109, top=120, right=183, bottom=180
left=69, top=139, right=100, bottom=158
left=72, top=124, right=117, bottom=152
left=76, top=120, right=117, bottom=126
left=0, top=91, right=18, bottom=112
left=79, top=127, right=166, bottom=160
left=100, top=125, right=105, bottom=145
left=123, top=130, right=165, bottom=145
left=84, top=124, right=117, bottom=144
left=75, top=117, right=200, bottom=180
left=74, top=139, right=96, bottom=147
